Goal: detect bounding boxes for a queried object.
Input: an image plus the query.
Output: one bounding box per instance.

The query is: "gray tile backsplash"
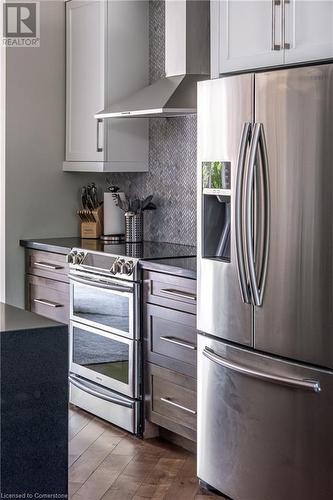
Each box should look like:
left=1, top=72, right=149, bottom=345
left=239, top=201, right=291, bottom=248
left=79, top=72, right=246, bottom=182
left=108, top=0, right=197, bottom=247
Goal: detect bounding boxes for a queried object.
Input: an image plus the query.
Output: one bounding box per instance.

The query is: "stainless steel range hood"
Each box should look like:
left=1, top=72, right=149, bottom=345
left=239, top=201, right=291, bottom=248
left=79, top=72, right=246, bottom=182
left=95, top=0, right=210, bottom=119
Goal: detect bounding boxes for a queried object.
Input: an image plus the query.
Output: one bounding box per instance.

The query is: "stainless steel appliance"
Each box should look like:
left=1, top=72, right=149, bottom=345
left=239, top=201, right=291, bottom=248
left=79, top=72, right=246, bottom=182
left=197, top=64, right=333, bottom=500
left=95, top=0, right=209, bottom=118
left=67, top=249, right=142, bottom=435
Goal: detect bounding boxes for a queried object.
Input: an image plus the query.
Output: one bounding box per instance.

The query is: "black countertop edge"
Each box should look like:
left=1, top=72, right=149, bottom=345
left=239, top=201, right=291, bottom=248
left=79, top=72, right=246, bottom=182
left=140, top=257, right=197, bottom=280
left=19, top=238, right=196, bottom=261
left=20, top=237, right=81, bottom=255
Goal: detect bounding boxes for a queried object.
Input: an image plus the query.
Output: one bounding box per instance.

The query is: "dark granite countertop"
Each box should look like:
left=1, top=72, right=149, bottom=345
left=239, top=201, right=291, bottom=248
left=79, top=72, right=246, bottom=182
left=140, top=257, right=197, bottom=279
left=0, top=303, right=64, bottom=332
left=20, top=237, right=104, bottom=254
left=20, top=237, right=196, bottom=261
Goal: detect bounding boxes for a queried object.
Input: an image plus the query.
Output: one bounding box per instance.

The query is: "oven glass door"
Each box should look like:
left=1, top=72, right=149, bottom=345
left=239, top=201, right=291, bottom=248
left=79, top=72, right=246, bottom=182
left=70, top=276, right=134, bottom=339
left=70, top=322, right=135, bottom=397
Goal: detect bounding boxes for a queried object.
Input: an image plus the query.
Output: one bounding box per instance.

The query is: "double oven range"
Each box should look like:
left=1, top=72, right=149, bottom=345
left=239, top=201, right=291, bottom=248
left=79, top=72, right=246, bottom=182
left=67, top=248, right=142, bottom=435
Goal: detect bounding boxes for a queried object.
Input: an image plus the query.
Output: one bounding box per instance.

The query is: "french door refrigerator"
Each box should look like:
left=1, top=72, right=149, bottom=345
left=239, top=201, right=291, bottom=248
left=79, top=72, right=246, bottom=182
left=197, top=64, right=333, bottom=500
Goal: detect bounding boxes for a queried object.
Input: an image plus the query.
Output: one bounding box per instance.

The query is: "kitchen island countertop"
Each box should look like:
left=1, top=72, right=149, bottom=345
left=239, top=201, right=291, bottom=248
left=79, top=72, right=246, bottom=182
left=0, top=302, right=65, bottom=332
left=0, top=302, right=68, bottom=495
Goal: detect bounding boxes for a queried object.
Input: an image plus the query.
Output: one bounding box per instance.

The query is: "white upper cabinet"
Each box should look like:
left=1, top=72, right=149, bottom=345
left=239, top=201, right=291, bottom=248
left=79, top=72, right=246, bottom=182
left=284, top=0, right=333, bottom=64
left=212, top=0, right=284, bottom=75
left=212, top=0, right=333, bottom=76
left=66, top=1, right=105, bottom=163
left=64, top=0, right=149, bottom=172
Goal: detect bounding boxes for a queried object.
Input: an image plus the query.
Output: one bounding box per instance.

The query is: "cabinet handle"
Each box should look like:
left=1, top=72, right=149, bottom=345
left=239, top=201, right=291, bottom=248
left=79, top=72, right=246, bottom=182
left=34, top=261, right=64, bottom=270
left=160, top=397, right=197, bottom=415
left=160, top=336, right=197, bottom=351
left=96, top=118, right=103, bottom=153
left=160, top=288, right=196, bottom=301
left=282, top=0, right=291, bottom=49
left=272, top=0, right=281, bottom=51
left=33, top=298, right=64, bottom=308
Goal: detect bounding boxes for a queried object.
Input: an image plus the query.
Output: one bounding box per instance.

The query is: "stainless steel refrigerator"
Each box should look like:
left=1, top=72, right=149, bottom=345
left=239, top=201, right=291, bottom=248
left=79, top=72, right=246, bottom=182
left=197, top=64, right=333, bottom=500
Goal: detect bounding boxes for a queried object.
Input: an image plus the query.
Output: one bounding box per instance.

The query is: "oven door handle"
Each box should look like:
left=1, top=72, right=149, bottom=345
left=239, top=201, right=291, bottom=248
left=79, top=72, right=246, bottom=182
left=69, top=375, right=134, bottom=408
left=69, top=274, right=133, bottom=294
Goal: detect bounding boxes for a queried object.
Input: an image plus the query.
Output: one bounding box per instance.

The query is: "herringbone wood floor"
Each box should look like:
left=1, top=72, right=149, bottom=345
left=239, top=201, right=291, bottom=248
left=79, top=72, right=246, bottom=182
left=69, top=405, right=222, bottom=500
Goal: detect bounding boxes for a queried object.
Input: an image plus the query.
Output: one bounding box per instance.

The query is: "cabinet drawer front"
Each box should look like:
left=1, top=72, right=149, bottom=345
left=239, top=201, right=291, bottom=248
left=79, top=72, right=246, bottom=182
left=26, top=250, right=69, bottom=281
left=145, top=304, right=197, bottom=378
left=144, top=271, right=196, bottom=314
left=27, top=275, right=69, bottom=324
left=146, top=364, right=196, bottom=441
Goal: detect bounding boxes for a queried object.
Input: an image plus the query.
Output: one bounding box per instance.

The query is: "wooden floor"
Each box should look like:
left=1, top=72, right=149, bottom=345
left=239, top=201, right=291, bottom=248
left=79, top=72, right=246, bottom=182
left=69, top=405, right=222, bottom=500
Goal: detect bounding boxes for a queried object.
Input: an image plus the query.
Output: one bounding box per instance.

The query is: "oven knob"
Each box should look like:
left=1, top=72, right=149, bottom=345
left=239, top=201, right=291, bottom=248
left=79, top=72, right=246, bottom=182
left=66, top=252, right=73, bottom=264
left=111, top=260, right=122, bottom=275
left=66, top=251, right=77, bottom=264
left=77, top=251, right=85, bottom=264
left=122, top=261, right=134, bottom=276
left=73, top=252, right=84, bottom=265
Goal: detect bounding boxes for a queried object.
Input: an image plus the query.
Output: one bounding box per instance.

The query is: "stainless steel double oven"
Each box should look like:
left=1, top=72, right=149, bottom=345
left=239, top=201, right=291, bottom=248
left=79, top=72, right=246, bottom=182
left=68, top=249, right=142, bottom=435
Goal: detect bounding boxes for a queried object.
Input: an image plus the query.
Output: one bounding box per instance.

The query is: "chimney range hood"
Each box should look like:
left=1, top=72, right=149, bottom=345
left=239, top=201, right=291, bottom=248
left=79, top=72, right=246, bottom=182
left=95, top=0, right=210, bottom=119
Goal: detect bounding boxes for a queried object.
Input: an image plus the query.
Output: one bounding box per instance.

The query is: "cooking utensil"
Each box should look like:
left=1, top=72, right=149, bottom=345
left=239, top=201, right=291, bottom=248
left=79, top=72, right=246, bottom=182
left=105, top=179, right=120, bottom=194
left=90, top=183, right=98, bottom=208
left=131, top=198, right=141, bottom=213
left=81, top=187, right=87, bottom=210
left=141, top=195, right=153, bottom=211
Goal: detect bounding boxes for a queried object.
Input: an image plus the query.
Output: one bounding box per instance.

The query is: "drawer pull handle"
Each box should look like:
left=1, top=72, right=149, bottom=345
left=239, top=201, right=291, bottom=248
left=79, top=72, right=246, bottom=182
left=33, top=298, right=64, bottom=308
left=160, top=397, right=197, bottom=415
left=34, top=261, right=64, bottom=271
left=160, top=336, right=197, bottom=351
left=160, top=288, right=196, bottom=301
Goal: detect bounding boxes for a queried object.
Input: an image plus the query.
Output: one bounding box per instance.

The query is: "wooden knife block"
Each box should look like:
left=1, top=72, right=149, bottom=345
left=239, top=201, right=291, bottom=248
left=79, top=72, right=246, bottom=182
left=80, top=204, right=103, bottom=239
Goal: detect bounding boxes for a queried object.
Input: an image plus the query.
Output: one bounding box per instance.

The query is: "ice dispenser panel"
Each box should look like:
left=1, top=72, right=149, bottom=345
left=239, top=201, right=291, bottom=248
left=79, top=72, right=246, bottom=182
left=202, top=161, right=231, bottom=262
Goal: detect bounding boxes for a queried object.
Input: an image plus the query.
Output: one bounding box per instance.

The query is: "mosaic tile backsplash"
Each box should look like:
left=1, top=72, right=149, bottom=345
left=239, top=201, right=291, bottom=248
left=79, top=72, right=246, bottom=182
left=108, top=0, right=197, bottom=247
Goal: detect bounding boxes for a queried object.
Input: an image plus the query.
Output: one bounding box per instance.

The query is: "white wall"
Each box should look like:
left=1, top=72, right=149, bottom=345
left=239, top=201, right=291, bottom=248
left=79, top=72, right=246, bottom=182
left=0, top=21, right=5, bottom=303
left=5, top=1, right=100, bottom=307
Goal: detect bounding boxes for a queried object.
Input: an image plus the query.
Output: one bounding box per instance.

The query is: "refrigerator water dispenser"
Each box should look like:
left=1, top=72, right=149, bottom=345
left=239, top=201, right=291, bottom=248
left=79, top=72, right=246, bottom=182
left=202, top=161, right=231, bottom=262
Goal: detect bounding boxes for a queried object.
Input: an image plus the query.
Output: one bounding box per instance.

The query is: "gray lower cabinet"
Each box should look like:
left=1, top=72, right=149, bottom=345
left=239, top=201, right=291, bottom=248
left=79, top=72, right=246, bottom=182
left=145, top=303, right=197, bottom=378
left=25, top=249, right=70, bottom=324
left=146, top=363, right=197, bottom=442
left=143, top=270, right=197, bottom=442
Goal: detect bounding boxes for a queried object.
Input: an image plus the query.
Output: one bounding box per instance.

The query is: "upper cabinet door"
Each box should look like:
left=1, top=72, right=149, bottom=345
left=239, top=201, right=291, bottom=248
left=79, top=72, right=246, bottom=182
left=213, top=0, right=284, bottom=75
left=284, top=0, right=333, bottom=64
left=66, top=1, right=105, bottom=162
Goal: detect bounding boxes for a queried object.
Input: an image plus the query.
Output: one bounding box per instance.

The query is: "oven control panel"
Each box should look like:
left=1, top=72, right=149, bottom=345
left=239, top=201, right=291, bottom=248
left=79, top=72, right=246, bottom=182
left=111, top=258, right=134, bottom=276
left=66, top=249, right=138, bottom=280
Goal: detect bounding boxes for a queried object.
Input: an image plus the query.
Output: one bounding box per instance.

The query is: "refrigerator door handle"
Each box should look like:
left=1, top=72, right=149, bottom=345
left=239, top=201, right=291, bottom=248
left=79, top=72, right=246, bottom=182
left=257, top=123, right=270, bottom=303
left=235, top=122, right=252, bottom=304
left=246, top=123, right=270, bottom=307
left=246, top=123, right=261, bottom=305
left=202, top=347, right=322, bottom=393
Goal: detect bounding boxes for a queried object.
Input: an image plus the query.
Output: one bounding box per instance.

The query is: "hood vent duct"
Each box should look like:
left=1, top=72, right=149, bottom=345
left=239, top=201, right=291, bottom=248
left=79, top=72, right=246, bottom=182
left=95, top=0, right=210, bottom=119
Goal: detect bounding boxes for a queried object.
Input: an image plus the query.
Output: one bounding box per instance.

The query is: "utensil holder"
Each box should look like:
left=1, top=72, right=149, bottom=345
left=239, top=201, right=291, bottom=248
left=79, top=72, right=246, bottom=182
left=80, top=204, right=104, bottom=239
left=125, top=212, right=144, bottom=243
